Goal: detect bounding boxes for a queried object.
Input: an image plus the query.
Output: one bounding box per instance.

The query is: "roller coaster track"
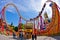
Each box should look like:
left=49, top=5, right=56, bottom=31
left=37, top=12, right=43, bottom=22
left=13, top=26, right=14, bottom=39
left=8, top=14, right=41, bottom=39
left=39, top=2, right=59, bottom=35
left=1, top=3, right=27, bottom=25
left=1, top=0, right=60, bottom=35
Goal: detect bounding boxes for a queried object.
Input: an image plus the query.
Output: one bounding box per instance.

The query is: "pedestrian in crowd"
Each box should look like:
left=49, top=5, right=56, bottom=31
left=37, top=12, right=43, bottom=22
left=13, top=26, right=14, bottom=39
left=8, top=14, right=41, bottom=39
left=34, top=29, right=37, bottom=40
left=32, top=34, right=37, bottom=40
left=23, top=32, right=26, bottom=40
left=19, top=30, right=24, bottom=40
left=26, top=33, right=29, bottom=39
left=13, top=32, right=16, bottom=39
left=35, top=34, right=37, bottom=40
left=32, top=33, right=35, bottom=40
left=32, top=29, right=37, bottom=40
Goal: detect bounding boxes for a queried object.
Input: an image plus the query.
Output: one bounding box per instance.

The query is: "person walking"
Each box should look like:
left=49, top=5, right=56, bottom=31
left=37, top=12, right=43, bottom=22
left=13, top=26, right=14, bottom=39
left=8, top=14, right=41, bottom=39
left=13, top=32, right=16, bottom=39
left=35, top=34, right=37, bottom=40
left=19, top=30, right=24, bottom=40
left=32, top=33, right=35, bottom=40
left=34, top=29, right=37, bottom=40
left=32, top=29, right=37, bottom=40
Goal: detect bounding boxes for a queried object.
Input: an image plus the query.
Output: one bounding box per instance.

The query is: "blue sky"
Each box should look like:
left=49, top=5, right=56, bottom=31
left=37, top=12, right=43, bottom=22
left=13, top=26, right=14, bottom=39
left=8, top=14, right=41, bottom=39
left=0, top=0, right=60, bottom=26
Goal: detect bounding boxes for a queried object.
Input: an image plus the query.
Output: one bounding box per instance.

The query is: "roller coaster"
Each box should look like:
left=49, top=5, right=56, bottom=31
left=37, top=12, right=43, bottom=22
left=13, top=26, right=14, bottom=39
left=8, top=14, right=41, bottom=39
left=0, top=0, right=60, bottom=36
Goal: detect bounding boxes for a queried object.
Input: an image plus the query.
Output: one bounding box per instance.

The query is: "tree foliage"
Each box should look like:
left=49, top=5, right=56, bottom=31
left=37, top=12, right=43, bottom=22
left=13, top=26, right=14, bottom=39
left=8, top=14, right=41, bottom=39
left=13, top=27, right=18, bottom=32
left=10, top=22, right=25, bottom=32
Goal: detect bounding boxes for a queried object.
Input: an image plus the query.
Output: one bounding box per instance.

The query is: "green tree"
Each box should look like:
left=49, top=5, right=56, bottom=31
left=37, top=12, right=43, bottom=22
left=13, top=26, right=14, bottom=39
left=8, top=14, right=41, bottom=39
left=13, top=27, right=18, bottom=32
left=18, top=23, right=25, bottom=29
left=21, top=24, right=25, bottom=30
left=10, top=22, right=14, bottom=29
left=11, top=22, right=13, bottom=26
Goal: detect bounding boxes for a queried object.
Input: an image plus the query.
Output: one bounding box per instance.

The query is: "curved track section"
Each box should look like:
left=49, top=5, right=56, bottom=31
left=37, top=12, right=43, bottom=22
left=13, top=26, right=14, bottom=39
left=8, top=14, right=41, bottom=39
left=40, top=2, right=59, bottom=35
left=1, top=3, right=27, bottom=24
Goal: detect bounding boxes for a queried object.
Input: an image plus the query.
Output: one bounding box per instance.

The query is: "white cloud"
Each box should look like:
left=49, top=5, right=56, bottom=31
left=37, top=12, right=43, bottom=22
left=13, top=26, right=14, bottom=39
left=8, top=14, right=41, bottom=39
left=4, top=5, right=17, bottom=14
left=3, top=0, right=60, bottom=17
left=41, top=0, right=60, bottom=18
left=29, top=0, right=42, bottom=12
left=16, top=4, right=28, bottom=12
left=16, top=0, right=60, bottom=18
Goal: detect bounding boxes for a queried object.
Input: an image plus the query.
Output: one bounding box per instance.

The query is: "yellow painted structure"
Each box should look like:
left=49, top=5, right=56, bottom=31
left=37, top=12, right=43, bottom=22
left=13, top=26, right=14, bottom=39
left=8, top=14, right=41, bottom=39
left=40, top=2, right=60, bottom=35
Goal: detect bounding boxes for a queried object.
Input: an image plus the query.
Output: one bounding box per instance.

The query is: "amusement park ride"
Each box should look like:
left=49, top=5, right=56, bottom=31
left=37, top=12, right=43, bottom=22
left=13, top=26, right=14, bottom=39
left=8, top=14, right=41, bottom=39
left=0, top=0, right=60, bottom=37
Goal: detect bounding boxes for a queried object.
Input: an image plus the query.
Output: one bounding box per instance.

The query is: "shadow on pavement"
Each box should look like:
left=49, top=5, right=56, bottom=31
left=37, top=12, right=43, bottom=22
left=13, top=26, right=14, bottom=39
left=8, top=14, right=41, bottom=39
left=51, top=36, right=60, bottom=40
left=48, top=36, right=60, bottom=40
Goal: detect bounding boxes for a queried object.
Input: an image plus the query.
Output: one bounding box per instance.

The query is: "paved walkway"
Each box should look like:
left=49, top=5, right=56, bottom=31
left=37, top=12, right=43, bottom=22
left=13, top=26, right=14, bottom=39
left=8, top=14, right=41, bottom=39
left=29, top=36, right=57, bottom=40
left=0, top=34, right=60, bottom=40
left=0, top=34, right=17, bottom=40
